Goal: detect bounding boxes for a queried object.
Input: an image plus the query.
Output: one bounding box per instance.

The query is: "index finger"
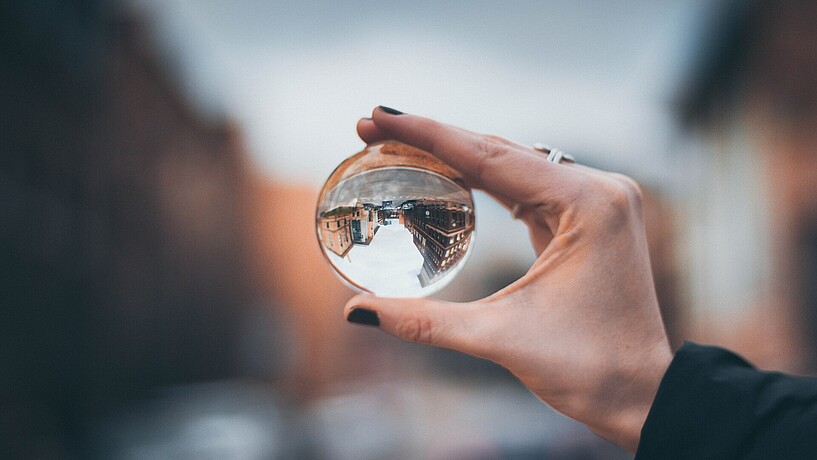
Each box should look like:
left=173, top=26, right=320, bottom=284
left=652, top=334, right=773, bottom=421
left=364, top=107, right=574, bottom=206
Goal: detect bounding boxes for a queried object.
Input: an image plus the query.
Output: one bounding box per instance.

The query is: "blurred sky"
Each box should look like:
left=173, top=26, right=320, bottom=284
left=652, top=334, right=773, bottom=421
left=127, top=0, right=711, bottom=181
left=125, top=0, right=714, bottom=275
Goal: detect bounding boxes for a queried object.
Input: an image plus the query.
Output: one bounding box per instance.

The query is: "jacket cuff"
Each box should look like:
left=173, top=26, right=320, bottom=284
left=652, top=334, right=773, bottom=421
left=635, top=341, right=756, bottom=459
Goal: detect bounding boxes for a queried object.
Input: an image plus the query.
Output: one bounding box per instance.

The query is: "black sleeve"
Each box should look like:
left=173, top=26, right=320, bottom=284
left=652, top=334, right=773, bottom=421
left=635, top=342, right=817, bottom=459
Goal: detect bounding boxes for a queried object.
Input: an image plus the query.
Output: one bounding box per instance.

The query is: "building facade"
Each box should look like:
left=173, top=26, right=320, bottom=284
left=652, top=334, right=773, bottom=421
left=1, top=2, right=255, bottom=456
left=403, top=201, right=474, bottom=287
left=318, top=207, right=354, bottom=257
left=675, top=0, right=817, bottom=370
left=318, top=203, right=379, bottom=257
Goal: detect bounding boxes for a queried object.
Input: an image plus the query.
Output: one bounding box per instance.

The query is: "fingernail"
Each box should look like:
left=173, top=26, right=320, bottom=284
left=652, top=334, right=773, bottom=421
left=347, top=308, right=380, bottom=327
left=362, top=117, right=372, bottom=121
left=378, top=106, right=403, bottom=115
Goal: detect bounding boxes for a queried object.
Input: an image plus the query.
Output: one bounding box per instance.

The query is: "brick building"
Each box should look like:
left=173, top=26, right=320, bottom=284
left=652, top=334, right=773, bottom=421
left=318, top=206, right=354, bottom=257
left=403, top=200, right=474, bottom=287
left=676, top=0, right=817, bottom=370
left=318, top=203, right=379, bottom=257
left=1, top=1, right=256, bottom=455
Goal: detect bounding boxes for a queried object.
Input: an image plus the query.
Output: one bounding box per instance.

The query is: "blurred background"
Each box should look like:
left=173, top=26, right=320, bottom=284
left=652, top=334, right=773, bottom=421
left=3, top=0, right=817, bottom=458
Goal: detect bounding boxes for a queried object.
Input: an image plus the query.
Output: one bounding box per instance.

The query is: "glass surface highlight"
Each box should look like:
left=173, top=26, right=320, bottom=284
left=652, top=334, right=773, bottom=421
left=316, top=141, right=476, bottom=297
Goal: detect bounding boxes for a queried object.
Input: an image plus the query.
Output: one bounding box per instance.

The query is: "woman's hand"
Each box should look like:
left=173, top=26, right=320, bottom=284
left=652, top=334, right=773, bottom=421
left=346, top=106, right=672, bottom=452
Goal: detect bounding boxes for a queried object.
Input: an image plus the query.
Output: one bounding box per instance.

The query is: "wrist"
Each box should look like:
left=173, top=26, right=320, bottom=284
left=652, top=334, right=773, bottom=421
left=589, top=339, right=673, bottom=452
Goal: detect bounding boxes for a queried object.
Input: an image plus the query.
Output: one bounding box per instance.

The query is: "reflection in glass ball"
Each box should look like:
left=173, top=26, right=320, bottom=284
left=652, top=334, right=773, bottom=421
left=316, top=141, right=476, bottom=297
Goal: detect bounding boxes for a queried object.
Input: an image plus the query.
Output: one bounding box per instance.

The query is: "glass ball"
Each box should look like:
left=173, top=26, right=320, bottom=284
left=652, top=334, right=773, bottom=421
left=316, top=141, right=476, bottom=297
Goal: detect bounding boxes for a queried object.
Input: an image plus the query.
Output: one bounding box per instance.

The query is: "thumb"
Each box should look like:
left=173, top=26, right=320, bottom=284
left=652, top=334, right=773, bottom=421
left=344, top=294, right=484, bottom=354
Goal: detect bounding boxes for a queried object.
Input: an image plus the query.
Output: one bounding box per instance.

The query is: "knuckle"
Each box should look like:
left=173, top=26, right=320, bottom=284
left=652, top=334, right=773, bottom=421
left=423, top=120, right=445, bottom=149
left=589, top=177, right=638, bottom=225
left=396, top=315, right=436, bottom=344
left=610, top=173, right=644, bottom=206
left=468, top=306, right=505, bottom=360
left=474, top=136, right=512, bottom=182
left=609, top=185, right=631, bottom=215
left=482, top=134, right=512, bottom=145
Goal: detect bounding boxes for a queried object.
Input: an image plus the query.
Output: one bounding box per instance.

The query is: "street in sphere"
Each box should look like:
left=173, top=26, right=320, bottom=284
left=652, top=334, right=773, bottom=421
left=316, top=141, right=476, bottom=297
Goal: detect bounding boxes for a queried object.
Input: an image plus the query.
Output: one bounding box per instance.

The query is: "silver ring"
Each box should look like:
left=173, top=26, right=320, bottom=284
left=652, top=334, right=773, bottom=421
left=512, top=143, right=574, bottom=220
left=533, top=143, right=575, bottom=164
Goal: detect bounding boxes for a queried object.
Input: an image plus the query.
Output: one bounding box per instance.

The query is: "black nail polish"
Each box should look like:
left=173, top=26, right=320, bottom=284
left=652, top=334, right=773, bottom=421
left=347, top=308, right=380, bottom=326
left=379, top=106, right=403, bottom=115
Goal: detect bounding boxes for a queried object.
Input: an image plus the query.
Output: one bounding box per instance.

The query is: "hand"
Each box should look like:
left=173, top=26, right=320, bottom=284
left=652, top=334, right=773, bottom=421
left=346, top=106, right=673, bottom=452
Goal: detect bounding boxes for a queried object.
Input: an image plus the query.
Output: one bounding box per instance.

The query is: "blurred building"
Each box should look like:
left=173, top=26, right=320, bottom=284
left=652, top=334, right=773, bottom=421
left=676, top=0, right=817, bottom=371
left=1, top=1, right=260, bottom=456
left=250, top=180, right=364, bottom=395
left=0, top=1, right=692, bottom=459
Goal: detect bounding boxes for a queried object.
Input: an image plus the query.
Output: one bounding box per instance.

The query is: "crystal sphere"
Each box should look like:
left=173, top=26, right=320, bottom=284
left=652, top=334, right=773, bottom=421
left=316, top=141, right=476, bottom=297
